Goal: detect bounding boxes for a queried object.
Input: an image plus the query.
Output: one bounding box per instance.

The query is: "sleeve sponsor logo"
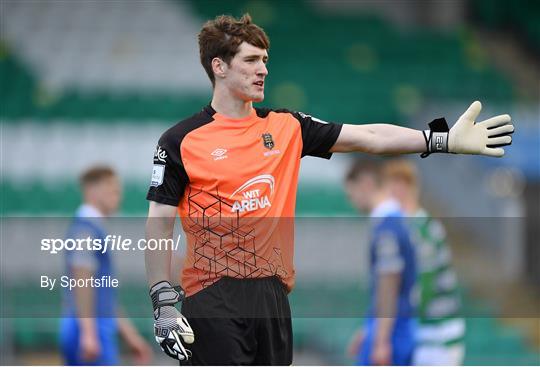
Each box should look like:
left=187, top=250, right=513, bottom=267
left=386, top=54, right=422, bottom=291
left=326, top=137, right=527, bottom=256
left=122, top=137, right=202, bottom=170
left=154, top=145, right=168, bottom=163
left=151, top=164, right=165, bottom=187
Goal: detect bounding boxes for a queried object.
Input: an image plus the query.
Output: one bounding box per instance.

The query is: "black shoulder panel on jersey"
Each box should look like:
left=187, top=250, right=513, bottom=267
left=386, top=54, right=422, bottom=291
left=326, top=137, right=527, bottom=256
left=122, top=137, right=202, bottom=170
left=164, top=106, right=215, bottom=145
left=146, top=106, right=215, bottom=206
left=255, top=107, right=276, bottom=118
left=255, top=107, right=295, bottom=118
left=256, top=107, right=342, bottom=159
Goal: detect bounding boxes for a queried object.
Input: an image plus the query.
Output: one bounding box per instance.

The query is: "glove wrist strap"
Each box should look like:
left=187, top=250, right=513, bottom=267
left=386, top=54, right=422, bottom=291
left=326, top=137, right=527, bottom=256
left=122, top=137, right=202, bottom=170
left=149, top=280, right=185, bottom=310
left=421, top=117, right=450, bottom=158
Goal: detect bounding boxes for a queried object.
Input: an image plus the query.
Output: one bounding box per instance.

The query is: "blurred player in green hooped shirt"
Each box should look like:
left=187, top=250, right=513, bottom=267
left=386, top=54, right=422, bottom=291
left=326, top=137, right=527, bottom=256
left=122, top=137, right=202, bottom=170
left=383, top=159, right=465, bottom=365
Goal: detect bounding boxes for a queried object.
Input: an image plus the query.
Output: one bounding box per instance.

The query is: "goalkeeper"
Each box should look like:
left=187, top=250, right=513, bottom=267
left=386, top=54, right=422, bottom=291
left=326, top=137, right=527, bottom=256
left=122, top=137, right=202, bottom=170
left=144, top=14, right=513, bottom=365
left=382, top=159, right=465, bottom=365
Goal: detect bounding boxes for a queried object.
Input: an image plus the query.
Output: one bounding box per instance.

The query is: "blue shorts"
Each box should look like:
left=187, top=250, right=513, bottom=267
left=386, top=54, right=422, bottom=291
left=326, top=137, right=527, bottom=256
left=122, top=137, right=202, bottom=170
left=59, top=317, right=119, bottom=365
left=356, top=318, right=416, bottom=366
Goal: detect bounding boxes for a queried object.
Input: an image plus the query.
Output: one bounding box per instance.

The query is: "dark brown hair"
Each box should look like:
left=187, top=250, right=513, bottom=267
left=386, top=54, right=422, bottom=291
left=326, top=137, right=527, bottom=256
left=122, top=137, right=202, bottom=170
left=198, top=13, right=270, bottom=85
left=345, top=158, right=382, bottom=183
left=79, top=165, right=116, bottom=188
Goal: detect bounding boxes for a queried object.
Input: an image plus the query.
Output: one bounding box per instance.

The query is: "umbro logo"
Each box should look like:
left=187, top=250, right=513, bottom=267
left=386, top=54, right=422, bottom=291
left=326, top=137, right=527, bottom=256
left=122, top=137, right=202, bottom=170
left=211, top=148, right=228, bottom=160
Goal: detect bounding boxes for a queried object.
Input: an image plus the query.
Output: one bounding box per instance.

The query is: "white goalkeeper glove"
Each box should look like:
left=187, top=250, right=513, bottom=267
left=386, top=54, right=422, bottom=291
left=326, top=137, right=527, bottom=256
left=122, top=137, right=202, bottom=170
left=421, top=101, right=514, bottom=158
left=150, top=281, right=194, bottom=361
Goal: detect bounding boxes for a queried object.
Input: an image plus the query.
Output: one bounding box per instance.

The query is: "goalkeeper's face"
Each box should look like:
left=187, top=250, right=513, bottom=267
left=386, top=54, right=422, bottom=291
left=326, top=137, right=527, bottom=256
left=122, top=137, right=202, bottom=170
left=218, top=42, right=268, bottom=103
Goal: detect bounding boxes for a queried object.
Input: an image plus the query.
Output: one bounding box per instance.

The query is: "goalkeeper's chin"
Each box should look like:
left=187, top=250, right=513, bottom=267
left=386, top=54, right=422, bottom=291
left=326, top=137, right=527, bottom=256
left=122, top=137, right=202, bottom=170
left=250, top=91, right=265, bottom=103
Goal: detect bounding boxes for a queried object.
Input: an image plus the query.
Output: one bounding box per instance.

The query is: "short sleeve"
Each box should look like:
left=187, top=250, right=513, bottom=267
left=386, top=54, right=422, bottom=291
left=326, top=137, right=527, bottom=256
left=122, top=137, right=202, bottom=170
left=374, top=230, right=404, bottom=274
left=66, top=226, right=97, bottom=271
left=292, top=112, right=342, bottom=159
left=146, top=131, right=189, bottom=206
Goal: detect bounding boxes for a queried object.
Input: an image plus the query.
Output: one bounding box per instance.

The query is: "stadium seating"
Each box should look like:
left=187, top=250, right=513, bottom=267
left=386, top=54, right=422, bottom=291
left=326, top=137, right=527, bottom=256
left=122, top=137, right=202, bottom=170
left=1, top=0, right=518, bottom=216
left=1, top=0, right=515, bottom=125
left=470, top=0, right=540, bottom=54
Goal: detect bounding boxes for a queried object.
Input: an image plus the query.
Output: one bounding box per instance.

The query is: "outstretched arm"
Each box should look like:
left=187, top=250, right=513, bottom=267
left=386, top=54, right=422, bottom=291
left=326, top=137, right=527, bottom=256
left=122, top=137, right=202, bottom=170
left=331, top=101, right=513, bottom=157
left=331, top=124, right=425, bottom=155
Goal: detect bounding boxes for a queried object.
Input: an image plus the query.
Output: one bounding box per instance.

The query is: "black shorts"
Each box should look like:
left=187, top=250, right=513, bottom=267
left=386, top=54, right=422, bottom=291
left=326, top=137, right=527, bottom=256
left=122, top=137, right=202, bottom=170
left=181, top=276, right=293, bottom=365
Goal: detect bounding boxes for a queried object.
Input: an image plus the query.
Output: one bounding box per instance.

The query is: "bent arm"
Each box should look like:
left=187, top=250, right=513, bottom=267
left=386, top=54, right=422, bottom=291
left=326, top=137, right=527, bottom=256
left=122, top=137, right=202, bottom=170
left=72, top=264, right=102, bottom=360
left=117, top=306, right=143, bottom=343
left=72, top=266, right=97, bottom=332
left=331, top=124, right=425, bottom=155
left=374, top=272, right=400, bottom=342
left=145, top=201, right=177, bottom=286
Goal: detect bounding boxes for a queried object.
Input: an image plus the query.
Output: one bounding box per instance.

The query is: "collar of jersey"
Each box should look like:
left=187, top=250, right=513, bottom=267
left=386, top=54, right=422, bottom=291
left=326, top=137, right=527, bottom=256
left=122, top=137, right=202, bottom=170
left=77, top=203, right=104, bottom=218
left=370, top=199, right=401, bottom=218
left=204, top=104, right=257, bottom=123
left=76, top=204, right=105, bottom=228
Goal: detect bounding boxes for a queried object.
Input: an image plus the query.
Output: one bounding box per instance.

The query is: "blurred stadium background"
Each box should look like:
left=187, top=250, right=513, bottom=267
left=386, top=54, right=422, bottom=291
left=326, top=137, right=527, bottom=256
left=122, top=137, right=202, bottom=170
left=1, top=0, right=539, bottom=365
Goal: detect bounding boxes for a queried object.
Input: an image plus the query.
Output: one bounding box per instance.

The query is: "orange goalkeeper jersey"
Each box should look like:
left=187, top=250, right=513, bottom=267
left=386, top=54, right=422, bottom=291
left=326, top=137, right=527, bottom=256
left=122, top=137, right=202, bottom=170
left=147, top=105, right=342, bottom=296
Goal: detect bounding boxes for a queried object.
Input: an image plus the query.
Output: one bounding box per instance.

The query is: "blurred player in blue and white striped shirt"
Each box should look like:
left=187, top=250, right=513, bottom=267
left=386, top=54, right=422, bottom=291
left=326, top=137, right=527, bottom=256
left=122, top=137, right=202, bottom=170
left=346, top=159, right=417, bottom=366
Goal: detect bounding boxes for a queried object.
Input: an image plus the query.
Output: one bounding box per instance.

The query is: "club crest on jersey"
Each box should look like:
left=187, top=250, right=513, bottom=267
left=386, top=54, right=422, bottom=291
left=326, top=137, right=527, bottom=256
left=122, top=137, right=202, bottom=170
left=262, top=133, right=274, bottom=150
